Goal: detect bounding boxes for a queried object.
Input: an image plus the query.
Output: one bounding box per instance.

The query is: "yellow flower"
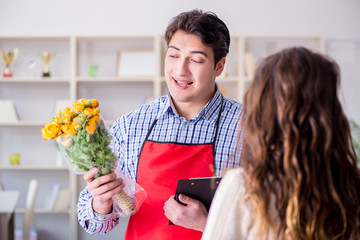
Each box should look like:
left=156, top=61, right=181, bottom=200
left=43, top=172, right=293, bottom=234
left=74, top=116, right=85, bottom=126
left=91, top=115, right=100, bottom=123
left=61, top=124, right=77, bottom=136
left=60, top=107, right=72, bottom=115
left=91, top=99, right=99, bottom=108
left=72, top=121, right=81, bottom=131
left=93, top=108, right=100, bottom=116
left=43, top=98, right=101, bottom=138
left=42, top=122, right=61, bottom=140
left=63, top=113, right=74, bottom=124
left=54, top=115, right=63, bottom=125
left=85, top=119, right=97, bottom=134
left=83, top=108, right=93, bottom=117
left=84, top=99, right=99, bottom=108
left=77, top=99, right=87, bottom=104
left=72, top=101, right=85, bottom=114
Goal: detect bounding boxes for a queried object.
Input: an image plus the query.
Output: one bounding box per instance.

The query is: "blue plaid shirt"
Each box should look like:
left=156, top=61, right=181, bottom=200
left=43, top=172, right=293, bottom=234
left=77, top=88, right=244, bottom=234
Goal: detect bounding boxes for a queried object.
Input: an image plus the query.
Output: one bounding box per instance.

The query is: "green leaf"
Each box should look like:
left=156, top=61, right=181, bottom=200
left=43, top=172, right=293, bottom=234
left=58, top=122, right=117, bottom=177
left=350, top=120, right=360, bottom=163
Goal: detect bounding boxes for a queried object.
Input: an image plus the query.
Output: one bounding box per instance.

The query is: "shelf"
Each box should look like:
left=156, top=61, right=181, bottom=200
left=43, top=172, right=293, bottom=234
left=0, top=121, right=46, bottom=126
left=0, top=77, right=70, bottom=83
left=76, top=76, right=156, bottom=82
left=0, top=165, right=69, bottom=170
left=75, top=35, right=156, bottom=39
left=16, top=207, right=71, bottom=214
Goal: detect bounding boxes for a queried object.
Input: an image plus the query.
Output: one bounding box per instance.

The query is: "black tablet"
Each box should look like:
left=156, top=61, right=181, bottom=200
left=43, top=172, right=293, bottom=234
left=174, top=176, right=222, bottom=211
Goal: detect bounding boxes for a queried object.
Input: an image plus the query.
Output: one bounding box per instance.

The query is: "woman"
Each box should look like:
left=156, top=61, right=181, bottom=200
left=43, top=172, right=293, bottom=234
left=202, top=47, right=360, bottom=239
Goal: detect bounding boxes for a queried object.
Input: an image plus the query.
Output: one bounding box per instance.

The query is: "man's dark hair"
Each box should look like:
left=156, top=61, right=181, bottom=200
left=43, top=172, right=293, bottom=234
left=164, top=9, right=230, bottom=66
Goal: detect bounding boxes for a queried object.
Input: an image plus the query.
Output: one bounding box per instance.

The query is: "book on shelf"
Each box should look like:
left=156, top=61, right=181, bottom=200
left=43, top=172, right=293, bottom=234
left=244, top=52, right=256, bottom=79
left=116, top=50, right=156, bottom=76
left=45, top=184, right=60, bottom=210
left=45, top=184, right=71, bottom=211
left=53, top=188, right=71, bottom=212
left=0, top=100, right=19, bottom=123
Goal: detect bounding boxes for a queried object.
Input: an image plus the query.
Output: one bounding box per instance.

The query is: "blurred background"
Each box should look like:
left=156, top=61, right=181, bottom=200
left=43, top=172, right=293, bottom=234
left=0, top=0, right=359, bottom=239
left=1, top=0, right=359, bottom=121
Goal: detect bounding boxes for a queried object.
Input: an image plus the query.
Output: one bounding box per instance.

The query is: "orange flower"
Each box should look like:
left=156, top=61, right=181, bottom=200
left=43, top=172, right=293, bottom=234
left=85, top=119, right=97, bottom=134
left=84, top=99, right=99, bottom=108
left=42, top=98, right=101, bottom=139
left=83, top=108, right=93, bottom=117
left=61, top=124, right=77, bottom=136
left=93, top=108, right=100, bottom=116
left=72, top=121, right=81, bottom=131
left=54, top=114, right=63, bottom=124
left=72, top=101, right=85, bottom=114
left=74, top=116, right=85, bottom=126
left=60, top=107, right=72, bottom=114
left=91, top=115, right=100, bottom=123
left=63, top=113, right=74, bottom=124
left=91, top=99, right=99, bottom=108
left=42, top=122, right=61, bottom=140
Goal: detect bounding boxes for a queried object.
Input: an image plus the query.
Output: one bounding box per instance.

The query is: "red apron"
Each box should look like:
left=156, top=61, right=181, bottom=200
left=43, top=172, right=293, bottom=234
left=124, top=100, right=223, bottom=240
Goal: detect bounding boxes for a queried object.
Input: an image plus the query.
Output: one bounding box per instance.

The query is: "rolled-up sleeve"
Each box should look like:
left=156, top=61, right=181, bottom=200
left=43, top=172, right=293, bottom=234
left=77, top=188, right=120, bottom=234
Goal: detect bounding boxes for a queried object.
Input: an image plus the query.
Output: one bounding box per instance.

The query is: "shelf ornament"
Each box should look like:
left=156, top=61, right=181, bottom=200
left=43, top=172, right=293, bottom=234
left=41, top=98, right=147, bottom=216
left=0, top=48, right=18, bottom=77
left=40, top=52, right=52, bottom=77
left=9, top=153, right=21, bottom=165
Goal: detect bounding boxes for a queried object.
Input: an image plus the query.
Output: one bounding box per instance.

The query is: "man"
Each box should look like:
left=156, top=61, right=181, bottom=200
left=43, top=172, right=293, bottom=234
left=77, top=9, right=244, bottom=239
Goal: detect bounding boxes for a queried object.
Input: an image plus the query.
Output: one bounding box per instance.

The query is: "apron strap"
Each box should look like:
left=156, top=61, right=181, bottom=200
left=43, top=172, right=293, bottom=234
left=211, top=95, right=224, bottom=175
left=137, top=94, right=224, bottom=178
left=212, top=95, right=224, bottom=145
left=136, top=119, right=158, bottom=181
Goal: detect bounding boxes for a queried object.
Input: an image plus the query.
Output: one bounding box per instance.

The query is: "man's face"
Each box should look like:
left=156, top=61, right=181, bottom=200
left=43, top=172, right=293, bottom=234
left=164, top=30, right=225, bottom=110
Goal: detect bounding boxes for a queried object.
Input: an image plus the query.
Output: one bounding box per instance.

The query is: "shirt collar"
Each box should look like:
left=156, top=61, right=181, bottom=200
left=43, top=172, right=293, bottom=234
left=156, top=84, right=223, bottom=122
left=155, top=94, right=172, bottom=120
left=200, top=85, right=223, bottom=121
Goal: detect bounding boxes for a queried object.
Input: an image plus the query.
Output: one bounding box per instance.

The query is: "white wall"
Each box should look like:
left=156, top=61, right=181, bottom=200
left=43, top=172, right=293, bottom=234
left=1, top=0, right=359, bottom=119
left=0, top=0, right=359, bottom=38
left=1, top=0, right=360, bottom=239
left=1, top=0, right=359, bottom=121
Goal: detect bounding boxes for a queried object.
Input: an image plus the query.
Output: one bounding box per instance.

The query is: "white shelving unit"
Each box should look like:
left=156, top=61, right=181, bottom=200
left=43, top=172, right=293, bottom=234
left=0, top=34, right=324, bottom=240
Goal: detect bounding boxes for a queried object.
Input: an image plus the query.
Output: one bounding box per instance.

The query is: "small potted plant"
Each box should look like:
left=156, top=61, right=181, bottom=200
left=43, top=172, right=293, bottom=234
left=350, top=120, right=360, bottom=164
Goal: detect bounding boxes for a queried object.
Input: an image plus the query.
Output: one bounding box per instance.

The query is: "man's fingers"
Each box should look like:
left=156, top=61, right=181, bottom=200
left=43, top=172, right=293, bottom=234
left=93, top=173, right=118, bottom=186
left=91, top=177, right=124, bottom=196
left=84, top=168, right=98, bottom=182
left=93, top=184, right=125, bottom=204
left=85, top=170, right=124, bottom=201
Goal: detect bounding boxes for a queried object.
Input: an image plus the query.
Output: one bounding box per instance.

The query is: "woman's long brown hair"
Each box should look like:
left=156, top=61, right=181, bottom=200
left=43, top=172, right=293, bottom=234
left=240, top=47, right=360, bottom=239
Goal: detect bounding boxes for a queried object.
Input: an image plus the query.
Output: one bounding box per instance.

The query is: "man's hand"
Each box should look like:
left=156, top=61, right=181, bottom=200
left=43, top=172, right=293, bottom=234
left=84, top=168, right=125, bottom=215
left=163, top=194, right=208, bottom=232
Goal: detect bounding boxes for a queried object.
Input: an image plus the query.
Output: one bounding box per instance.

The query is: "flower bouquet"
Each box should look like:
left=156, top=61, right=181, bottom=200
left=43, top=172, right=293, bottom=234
left=42, top=99, right=146, bottom=216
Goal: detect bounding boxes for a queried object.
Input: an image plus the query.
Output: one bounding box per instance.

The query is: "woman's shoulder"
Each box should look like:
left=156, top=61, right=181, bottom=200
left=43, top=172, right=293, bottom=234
left=224, top=168, right=244, bottom=177
left=219, top=168, right=245, bottom=192
left=202, top=168, right=247, bottom=240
